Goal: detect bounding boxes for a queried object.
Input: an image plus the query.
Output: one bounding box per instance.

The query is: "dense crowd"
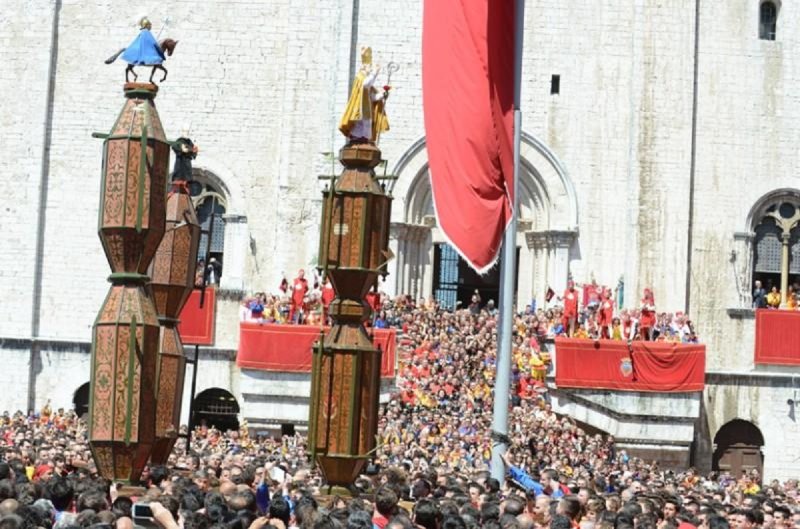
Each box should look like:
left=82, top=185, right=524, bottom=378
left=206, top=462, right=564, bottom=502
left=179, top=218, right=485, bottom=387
left=0, top=394, right=797, bottom=529
left=237, top=271, right=700, bottom=344
left=0, top=295, right=796, bottom=529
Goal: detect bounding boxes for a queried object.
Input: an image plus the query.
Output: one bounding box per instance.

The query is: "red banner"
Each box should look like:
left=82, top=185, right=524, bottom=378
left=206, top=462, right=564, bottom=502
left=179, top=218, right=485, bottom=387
left=237, top=323, right=396, bottom=378
left=555, top=338, right=705, bottom=392
left=178, top=289, right=215, bottom=345
left=422, top=0, right=515, bottom=272
left=755, top=309, right=800, bottom=365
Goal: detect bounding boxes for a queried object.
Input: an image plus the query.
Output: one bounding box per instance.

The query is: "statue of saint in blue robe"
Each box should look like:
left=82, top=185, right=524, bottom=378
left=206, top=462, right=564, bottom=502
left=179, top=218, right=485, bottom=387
left=121, top=28, right=165, bottom=65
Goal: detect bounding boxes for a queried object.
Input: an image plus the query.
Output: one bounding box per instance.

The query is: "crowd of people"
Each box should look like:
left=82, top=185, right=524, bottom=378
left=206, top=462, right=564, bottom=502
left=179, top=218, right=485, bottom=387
left=752, top=281, right=800, bottom=310
left=0, top=292, right=793, bottom=529
left=236, top=271, right=699, bottom=344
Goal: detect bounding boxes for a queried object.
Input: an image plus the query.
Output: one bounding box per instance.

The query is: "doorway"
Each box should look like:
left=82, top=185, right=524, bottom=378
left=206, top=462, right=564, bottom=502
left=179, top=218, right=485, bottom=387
left=73, top=382, right=90, bottom=419
left=712, top=419, right=764, bottom=476
left=192, top=388, right=240, bottom=432
left=432, top=243, right=519, bottom=310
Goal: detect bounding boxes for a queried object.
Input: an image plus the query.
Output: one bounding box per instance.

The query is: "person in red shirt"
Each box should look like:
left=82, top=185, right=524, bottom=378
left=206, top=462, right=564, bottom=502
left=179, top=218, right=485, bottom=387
left=365, top=286, right=381, bottom=324
left=640, top=288, right=656, bottom=341
left=289, top=269, right=309, bottom=324
left=597, top=287, right=614, bottom=339
left=561, top=280, right=579, bottom=337
left=321, top=277, right=335, bottom=323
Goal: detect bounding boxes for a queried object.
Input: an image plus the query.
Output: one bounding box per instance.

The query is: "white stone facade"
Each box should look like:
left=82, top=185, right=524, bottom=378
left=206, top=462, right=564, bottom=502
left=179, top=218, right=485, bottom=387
left=1, top=0, right=799, bottom=477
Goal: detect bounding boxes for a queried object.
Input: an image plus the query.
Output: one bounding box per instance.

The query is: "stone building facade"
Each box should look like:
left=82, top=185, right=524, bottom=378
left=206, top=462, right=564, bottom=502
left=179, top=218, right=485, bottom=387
left=1, top=0, right=799, bottom=478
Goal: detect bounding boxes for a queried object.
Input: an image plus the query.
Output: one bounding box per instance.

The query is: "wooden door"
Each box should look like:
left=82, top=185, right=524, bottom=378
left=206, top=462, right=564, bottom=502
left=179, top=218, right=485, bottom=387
left=716, top=443, right=763, bottom=476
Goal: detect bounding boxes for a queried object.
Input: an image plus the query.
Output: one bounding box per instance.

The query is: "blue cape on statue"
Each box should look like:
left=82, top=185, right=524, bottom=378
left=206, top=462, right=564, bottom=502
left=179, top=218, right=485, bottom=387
left=121, top=29, right=165, bottom=65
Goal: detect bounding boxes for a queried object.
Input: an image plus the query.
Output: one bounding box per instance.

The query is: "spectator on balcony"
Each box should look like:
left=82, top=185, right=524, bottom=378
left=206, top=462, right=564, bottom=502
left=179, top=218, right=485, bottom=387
left=640, top=289, right=656, bottom=341
left=195, top=259, right=206, bottom=287
left=597, top=288, right=614, bottom=339
left=611, top=317, right=623, bottom=340
left=321, top=277, right=335, bottom=322
left=766, top=286, right=781, bottom=309
left=752, top=280, right=767, bottom=309
left=788, top=285, right=797, bottom=310
left=561, top=281, right=580, bottom=337
left=239, top=296, right=252, bottom=322
left=290, top=269, right=309, bottom=323
left=205, top=257, right=222, bottom=285
left=249, top=293, right=266, bottom=321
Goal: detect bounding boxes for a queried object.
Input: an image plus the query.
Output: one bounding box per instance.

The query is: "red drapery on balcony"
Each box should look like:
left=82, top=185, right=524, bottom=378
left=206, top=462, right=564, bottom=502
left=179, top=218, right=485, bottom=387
left=555, top=338, right=705, bottom=392
left=178, top=289, right=216, bottom=345
left=754, top=309, right=800, bottom=365
left=237, top=323, right=397, bottom=378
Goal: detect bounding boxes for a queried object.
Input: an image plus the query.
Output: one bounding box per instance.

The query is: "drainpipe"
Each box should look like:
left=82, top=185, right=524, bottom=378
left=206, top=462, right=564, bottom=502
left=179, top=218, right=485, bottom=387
left=685, top=0, right=700, bottom=315
left=29, top=0, right=62, bottom=411
left=348, top=0, right=360, bottom=88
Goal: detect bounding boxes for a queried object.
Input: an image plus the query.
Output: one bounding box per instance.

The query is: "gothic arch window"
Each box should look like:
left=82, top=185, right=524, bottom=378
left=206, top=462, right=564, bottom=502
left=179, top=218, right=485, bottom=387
left=751, top=196, right=800, bottom=305
left=759, top=1, right=778, bottom=40
left=190, top=170, right=228, bottom=283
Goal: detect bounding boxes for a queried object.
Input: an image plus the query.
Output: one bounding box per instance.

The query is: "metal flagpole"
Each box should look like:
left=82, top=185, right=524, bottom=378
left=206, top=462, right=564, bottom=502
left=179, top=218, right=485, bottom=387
left=491, top=0, right=525, bottom=484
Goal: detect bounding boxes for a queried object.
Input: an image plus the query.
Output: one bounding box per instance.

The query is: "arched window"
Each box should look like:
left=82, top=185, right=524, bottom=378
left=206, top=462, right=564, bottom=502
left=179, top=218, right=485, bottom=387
left=752, top=198, right=800, bottom=306
left=759, top=1, right=778, bottom=40
left=190, top=170, right=228, bottom=284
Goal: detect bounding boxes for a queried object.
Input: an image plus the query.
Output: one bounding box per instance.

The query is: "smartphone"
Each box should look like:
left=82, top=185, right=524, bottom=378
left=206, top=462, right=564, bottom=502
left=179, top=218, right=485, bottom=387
left=132, top=503, right=153, bottom=519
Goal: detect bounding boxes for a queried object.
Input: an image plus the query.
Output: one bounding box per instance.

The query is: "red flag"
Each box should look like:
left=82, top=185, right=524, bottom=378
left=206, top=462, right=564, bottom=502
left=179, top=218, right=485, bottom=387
left=422, top=0, right=515, bottom=272
left=545, top=287, right=555, bottom=303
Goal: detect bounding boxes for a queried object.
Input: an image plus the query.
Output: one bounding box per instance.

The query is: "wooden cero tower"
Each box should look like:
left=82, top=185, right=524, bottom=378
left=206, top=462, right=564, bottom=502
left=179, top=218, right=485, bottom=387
left=309, top=142, right=392, bottom=487
left=89, top=83, right=169, bottom=484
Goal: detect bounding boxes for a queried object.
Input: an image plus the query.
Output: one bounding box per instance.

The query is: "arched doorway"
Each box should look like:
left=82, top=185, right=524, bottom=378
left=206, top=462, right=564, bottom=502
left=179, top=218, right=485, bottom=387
left=192, top=388, right=240, bottom=432
left=389, top=134, right=579, bottom=305
left=73, top=382, right=90, bottom=419
left=712, top=419, right=764, bottom=476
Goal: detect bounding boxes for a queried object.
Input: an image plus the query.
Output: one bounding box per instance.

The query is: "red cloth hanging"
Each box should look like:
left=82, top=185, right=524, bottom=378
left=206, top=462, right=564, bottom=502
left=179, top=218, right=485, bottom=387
left=237, top=323, right=397, bottom=378
left=754, top=309, right=800, bottom=365
left=555, top=338, right=705, bottom=392
left=178, top=289, right=216, bottom=345
left=422, top=0, right=515, bottom=271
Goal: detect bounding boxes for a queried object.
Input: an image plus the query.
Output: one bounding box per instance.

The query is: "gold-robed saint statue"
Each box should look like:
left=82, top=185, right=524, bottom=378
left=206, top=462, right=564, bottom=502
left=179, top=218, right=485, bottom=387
left=339, top=47, right=390, bottom=143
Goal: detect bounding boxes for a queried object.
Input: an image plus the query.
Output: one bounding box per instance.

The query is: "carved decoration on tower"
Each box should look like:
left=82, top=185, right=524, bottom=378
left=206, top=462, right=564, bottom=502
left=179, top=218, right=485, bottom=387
left=88, top=81, right=170, bottom=484
left=309, top=48, right=395, bottom=488
left=148, top=178, right=201, bottom=464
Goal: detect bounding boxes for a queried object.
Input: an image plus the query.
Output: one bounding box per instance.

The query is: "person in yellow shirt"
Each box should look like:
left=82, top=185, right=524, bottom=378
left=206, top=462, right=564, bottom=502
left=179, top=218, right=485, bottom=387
left=766, top=286, right=781, bottom=308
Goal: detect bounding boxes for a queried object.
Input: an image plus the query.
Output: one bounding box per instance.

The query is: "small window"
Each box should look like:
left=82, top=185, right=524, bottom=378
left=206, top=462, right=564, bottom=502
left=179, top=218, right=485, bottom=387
left=759, top=1, right=777, bottom=41
left=550, top=74, right=560, bottom=95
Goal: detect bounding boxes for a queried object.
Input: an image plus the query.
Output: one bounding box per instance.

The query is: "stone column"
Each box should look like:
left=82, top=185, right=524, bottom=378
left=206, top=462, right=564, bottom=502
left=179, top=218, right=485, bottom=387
left=520, top=232, right=537, bottom=309
left=781, top=232, right=790, bottom=308
left=421, top=230, right=434, bottom=299
left=220, top=214, right=248, bottom=292
left=407, top=226, right=420, bottom=299
left=733, top=232, right=754, bottom=307
left=527, top=231, right=551, bottom=308
left=550, top=231, right=576, bottom=295
left=389, top=223, right=408, bottom=297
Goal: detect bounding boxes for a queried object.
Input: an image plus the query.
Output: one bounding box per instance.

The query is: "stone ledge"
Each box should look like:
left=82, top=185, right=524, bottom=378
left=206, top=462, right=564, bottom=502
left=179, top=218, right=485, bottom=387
left=550, top=387, right=700, bottom=423
left=0, top=337, right=91, bottom=353
left=706, top=370, right=800, bottom=386
left=726, top=307, right=755, bottom=319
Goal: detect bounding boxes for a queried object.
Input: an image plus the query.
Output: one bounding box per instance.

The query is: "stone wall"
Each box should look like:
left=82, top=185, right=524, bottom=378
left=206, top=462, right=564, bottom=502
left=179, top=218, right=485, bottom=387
left=703, top=374, right=800, bottom=481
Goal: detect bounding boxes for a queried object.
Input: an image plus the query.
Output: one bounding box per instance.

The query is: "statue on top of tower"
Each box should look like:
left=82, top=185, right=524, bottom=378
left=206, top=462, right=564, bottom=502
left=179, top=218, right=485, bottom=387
left=338, top=47, right=394, bottom=144
left=105, top=16, right=178, bottom=83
